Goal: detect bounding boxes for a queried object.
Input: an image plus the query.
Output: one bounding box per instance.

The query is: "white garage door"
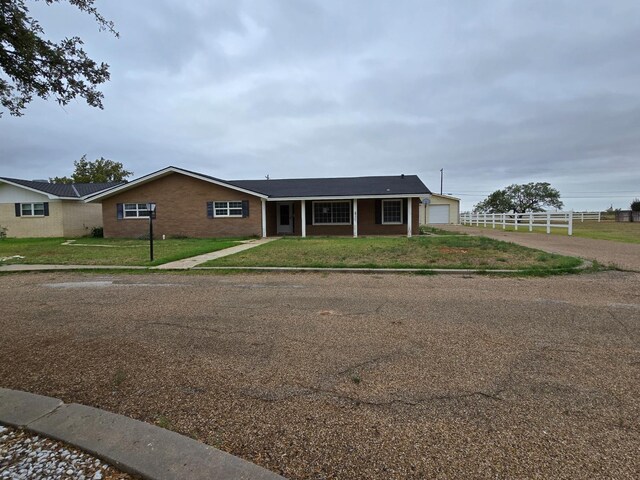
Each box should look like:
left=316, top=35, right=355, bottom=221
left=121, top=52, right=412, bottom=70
left=429, top=205, right=450, bottom=224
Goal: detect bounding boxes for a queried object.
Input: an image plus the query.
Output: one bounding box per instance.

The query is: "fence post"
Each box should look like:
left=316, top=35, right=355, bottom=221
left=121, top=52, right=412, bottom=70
left=546, top=212, right=551, bottom=234
left=568, top=211, right=573, bottom=236
left=492, top=213, right=496, bottom=229
left=514, top=213, right=518, bottom=231
left=529, top=212, right=533, bottom=232
left=581, top=212, right=584, bottom=222
left=483, top=213, right=487, bottom=227
left=598, top=211, right=601, bottom=222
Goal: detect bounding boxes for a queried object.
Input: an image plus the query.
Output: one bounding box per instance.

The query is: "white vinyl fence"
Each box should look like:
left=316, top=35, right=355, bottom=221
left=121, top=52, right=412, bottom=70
left=459, top=211, right=600, bottom=236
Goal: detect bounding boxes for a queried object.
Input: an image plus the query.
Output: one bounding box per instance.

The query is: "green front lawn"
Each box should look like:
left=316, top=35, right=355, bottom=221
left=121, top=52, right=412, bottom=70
left=200, top=237, right=582, bottom=270
left=0, top=237, right=246, bottom=266
left=571, top=221, right=640, bottom=243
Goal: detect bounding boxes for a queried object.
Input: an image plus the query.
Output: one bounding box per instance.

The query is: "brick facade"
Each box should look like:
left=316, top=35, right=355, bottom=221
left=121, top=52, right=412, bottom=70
left=101, top=173, right=421, bottom=238
left=102, top=173, right=263, bottom=238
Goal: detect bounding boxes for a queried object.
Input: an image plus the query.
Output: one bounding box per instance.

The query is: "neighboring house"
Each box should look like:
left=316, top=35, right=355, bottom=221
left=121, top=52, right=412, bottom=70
left=419, top=193, right=461, bottom=225
left=87, top=166, right=432, bottom=238
left=0, top=178, right=122, bottom=238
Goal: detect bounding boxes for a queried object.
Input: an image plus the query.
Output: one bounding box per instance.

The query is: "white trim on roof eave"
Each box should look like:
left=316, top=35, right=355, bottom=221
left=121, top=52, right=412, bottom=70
left=0, top=178, right=62, bottom=199
left=429, top=193, right=461, bottom=201
left=266, top=193, right=429, bottom=201
left=85, top=167, right=268, bottom=202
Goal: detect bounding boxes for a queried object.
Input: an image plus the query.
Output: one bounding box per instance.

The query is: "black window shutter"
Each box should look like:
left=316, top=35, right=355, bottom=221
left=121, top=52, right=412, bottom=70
left=15, top=203, right=21, bottom=217
left=43, top=202, right=49, bottom=216
left=375, top=200, right=382, bottom=224
left=116, top=203, right=123, bottom=220
left=306, top=201, right=313, bottom=225
left=402, top=199, right=408, bottom=224
left=242, top=200, right=249, bottom=218
left=207, top=201, right=214, bottom=219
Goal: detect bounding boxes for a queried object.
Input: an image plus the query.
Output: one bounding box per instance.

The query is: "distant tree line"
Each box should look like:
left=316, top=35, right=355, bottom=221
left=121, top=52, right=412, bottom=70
left=50, top=155, right=132, bottom=183
left=474, top=182, right=563, bottom=213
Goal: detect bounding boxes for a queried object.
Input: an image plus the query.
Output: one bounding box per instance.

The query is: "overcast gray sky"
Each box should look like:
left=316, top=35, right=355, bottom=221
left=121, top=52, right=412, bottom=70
left=2, top=0, right=639, bottom=211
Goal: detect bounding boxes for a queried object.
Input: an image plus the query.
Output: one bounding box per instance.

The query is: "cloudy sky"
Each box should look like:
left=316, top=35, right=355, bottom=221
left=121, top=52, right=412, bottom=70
left=2, top=0, right=640, bottom=211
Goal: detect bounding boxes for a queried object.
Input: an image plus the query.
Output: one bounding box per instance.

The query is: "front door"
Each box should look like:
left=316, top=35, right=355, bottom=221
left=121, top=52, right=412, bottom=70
left=277, top=202, right=294, bottom=234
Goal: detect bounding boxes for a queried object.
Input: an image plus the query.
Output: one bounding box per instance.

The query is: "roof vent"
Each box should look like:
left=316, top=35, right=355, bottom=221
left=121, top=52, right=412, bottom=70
left=400, top=174, right=405, bottom=178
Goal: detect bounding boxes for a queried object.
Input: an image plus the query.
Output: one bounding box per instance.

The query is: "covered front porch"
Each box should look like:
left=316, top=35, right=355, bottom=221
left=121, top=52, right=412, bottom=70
left=260, top=197, right=420, bottom=238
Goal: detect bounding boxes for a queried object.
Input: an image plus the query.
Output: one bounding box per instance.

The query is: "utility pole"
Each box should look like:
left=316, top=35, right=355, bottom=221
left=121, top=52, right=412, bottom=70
left=440, top=168, right=443, bottom=195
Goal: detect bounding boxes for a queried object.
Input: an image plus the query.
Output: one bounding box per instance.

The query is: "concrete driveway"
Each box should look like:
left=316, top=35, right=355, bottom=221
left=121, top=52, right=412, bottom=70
left=1, top=271, right=639, bottom=479
left=438, top=224, right=640, bottom=271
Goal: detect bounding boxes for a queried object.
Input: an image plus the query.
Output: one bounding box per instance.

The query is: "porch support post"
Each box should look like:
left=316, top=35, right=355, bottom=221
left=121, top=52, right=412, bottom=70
left=261, top=198, right=267, bottom=238
left=301, top=200, right=307, bottom=237
left=407, top=197, right=413, bottom=237
left=353, top=199, right=358, bottom=238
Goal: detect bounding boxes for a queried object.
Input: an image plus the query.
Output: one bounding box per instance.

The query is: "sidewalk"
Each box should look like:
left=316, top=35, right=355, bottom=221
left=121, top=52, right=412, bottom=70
left=0, top=388, right=284, bottom=480
left=154, top=237, right=278, bottom=269
left=439, top=224, right=640, bottom=272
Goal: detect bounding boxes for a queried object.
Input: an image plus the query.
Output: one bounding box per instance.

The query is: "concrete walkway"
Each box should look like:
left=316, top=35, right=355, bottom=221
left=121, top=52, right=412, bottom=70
left=153, top=237, right=279, bottom=269
left=0, top=388, right=285, bottom=480
left=439, top=224, right=640, bottom=272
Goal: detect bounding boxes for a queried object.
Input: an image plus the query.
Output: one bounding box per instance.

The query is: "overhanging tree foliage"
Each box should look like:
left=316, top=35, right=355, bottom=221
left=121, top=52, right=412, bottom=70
left=50, top=155, right=132, bottom=183
left=0, top=0, right=118, bottom=116
left=474, top=182, right=564, bottom=213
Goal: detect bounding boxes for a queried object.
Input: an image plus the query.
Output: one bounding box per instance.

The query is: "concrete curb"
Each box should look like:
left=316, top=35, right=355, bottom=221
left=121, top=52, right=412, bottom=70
left=0, top=263, right=591, bottom=275
left=0, top=264, right=148, bottom=272
left=193, top=266, right=532, bottom=273
left=0, top=388, right=285, bottom=480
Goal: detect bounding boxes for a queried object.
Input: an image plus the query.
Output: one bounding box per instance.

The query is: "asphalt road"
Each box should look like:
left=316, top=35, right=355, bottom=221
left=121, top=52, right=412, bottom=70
left=1, top=271, right=639, bottom=479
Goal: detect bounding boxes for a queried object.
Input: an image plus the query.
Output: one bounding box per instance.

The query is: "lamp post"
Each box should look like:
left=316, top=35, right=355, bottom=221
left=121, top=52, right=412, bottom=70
left=147, top=203, right=156, bottom=262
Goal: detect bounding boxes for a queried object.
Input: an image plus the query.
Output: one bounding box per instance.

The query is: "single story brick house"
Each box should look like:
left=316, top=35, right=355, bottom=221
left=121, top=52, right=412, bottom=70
left=87, top=166, right=432, bottom=238
left=0, top=177, right=122, bottom=237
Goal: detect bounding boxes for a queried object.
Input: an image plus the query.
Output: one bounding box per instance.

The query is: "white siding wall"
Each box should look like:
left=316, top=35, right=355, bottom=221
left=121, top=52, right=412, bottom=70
left=0, top=183, right=50, bottom=202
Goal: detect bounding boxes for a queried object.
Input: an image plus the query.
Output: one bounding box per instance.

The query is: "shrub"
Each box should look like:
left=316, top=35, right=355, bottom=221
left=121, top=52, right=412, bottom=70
left=0, top=226, right=6, bottom=239
left=90, top=226, right=104, bottom=238
left=631, top=198, right=640, bottom=212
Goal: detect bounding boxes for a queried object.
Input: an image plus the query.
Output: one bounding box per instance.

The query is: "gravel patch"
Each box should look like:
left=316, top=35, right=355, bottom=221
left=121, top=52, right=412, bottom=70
left=0, top=425, right=135, bottom=479
left=1, top=271, right=639, bottom=479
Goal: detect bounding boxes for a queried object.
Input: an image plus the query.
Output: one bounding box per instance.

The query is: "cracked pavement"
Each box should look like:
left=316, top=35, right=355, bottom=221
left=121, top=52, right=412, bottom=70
left=1, top=271, right=639, bottom=479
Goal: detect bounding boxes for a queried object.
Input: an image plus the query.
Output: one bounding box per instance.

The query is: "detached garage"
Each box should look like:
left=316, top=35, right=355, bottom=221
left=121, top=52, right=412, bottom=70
left=419, top=194, right=461, bottom=225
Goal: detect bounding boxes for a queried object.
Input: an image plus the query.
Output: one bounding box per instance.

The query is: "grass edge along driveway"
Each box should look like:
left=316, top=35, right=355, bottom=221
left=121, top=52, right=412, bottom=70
left=201, top=236, right=583, bottom=271
left=0, top=237, right=248, bottom=266
left=462, top=220, right=640, bottom=244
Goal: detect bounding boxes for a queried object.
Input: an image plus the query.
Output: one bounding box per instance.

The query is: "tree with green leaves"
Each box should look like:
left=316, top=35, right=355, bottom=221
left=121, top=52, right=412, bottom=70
left=50, top=155, right=132, bottom=183
left=0, top=0, right=118, bottom=117
left=474, top=182, right=564, bottom=213
left=631, top=198, right=640, bottom=212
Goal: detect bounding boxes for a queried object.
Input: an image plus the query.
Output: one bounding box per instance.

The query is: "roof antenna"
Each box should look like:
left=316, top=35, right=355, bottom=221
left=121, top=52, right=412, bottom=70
left=265, top=174, right=270, bottom=180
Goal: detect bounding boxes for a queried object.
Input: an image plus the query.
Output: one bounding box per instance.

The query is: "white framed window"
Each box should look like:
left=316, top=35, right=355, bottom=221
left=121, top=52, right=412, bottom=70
left=214, top=201, right=243, bottom=217
left=124, top=203, right=151, bottom=218
left=382, top=199, right=403, bottom=224
left=21, top=203, right=45, bottom=217
left=312, top=201, right=351, bottom=225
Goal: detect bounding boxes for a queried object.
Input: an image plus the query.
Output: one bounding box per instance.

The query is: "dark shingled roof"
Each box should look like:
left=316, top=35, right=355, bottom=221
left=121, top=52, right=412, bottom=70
left=227, top=175, right=431, bottom=198
left=0, top=177, right=123, bottom=198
